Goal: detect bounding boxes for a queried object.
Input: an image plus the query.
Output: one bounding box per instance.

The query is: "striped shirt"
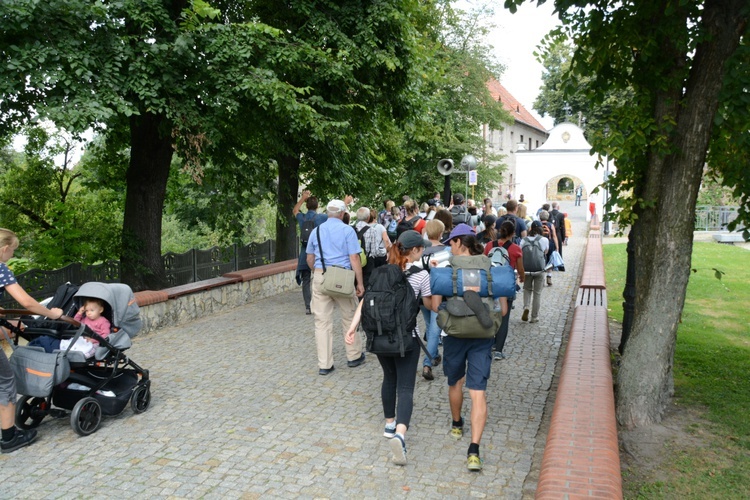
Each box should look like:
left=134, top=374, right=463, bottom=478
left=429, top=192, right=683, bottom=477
left=407, top=268, right=431, bottom=337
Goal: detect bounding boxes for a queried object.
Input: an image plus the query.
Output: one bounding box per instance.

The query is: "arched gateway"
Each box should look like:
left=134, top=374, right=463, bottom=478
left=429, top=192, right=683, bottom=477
left=514, top=122, right=613, bottom=221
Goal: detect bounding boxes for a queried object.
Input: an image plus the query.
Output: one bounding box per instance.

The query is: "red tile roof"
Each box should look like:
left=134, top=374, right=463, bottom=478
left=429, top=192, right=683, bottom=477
left=487, top=78, right=547, bottom=132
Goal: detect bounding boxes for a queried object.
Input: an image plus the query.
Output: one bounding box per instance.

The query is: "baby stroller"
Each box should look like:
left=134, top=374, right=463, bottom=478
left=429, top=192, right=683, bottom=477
left=0, top=282, right=151, bottom=436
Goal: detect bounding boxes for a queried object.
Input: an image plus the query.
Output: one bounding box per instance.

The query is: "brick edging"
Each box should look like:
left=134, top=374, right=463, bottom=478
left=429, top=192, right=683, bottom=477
left=535, top=225, right=622, bottom=499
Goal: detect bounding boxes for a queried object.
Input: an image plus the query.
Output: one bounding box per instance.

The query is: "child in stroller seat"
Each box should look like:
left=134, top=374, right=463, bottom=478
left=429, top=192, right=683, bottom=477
left=73, top=298, right=111, bottom=345
left=29, top=297, right=112, bottom=358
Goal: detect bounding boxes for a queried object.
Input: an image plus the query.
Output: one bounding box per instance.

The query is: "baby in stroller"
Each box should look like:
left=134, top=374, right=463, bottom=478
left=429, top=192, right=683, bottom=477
left=28, top=295, right=112, bottom=358
left=3, top=281, right=151, bottom=437
left=74, top=298, right=111, bottom=343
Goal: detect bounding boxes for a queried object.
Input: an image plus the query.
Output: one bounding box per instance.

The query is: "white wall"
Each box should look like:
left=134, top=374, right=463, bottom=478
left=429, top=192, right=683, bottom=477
left=515, top=123, right=614, bottom=220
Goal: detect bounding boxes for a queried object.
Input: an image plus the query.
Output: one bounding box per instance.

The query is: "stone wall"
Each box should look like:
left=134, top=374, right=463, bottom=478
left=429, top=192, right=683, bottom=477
left=137, top=268, right=297, bottom=335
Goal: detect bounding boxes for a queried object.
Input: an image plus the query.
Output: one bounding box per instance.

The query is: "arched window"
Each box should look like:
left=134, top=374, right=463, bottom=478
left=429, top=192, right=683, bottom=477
left=557, top=177, right=574, bottom=193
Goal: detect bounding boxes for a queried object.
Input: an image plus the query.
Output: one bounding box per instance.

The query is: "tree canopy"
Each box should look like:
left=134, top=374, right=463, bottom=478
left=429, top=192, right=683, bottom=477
left=1, top=0, right=511, bottom=287
left=509, top=0, right=750, bottom=427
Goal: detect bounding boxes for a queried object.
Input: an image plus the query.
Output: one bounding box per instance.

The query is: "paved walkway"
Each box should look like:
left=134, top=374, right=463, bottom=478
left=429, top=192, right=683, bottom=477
left=1, top=202, right=589, bottom=499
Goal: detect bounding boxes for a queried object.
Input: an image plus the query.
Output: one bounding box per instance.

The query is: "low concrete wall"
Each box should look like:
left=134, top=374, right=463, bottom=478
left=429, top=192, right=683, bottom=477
left=134, top=260, right=297, bottom=335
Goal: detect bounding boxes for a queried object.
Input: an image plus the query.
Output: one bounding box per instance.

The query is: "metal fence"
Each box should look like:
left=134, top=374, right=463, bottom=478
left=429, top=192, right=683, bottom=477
left=1, top=239, right=284, bottom=309
left=694, top=206, right=740, bottom=231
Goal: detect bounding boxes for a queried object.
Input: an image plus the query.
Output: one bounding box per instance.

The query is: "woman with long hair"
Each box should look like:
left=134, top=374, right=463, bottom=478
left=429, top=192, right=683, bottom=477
left=344, top=230, right=435, bottom=466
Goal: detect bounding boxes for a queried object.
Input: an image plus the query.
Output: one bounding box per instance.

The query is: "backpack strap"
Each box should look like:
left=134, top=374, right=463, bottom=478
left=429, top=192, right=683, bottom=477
left=356, top=225, right=370, bottom=256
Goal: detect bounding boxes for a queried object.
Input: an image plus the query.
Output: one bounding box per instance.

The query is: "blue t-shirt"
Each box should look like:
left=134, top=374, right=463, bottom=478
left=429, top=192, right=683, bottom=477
left=306, top=218, right=361, bottom=269
left=0, top=262, right=18, bottom=299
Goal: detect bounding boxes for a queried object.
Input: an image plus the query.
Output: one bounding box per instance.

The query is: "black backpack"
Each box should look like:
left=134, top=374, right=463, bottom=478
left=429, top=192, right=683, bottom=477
left=395, top=216, right=419, bottom=237
left=300, top=215, right=316, bottom=244
left=361, top=265, right=421, bottom=357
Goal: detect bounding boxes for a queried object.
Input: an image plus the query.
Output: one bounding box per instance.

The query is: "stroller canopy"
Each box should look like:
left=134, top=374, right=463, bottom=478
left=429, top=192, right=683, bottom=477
left=74, top=282, right=143, bottom=339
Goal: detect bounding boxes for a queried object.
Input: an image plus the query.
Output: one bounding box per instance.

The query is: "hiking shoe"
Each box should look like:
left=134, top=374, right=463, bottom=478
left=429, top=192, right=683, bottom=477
left=383, top=424, right=397, bottom=439
left=347, top=353, right=366, bottom=368
left=1, top=428, right=38, bottom=454
left=463, top=290, right=493, bottom=329
left=493, top=351, right=506, bottom=361
left=467, top=453, right=483, bottom=471
left=318, top=365, right=335, bottom=376
left=530, top=317, right=539, bottom=324
left=450, top=425, right=463, bottom=440
left=432, top=354, right=442, bottom=367
left=389, top=435, right=407, bottom=465
left=521, top=308, right=529, bottom=322
left=546, top=275, right=553, bottom=286
left=422, top=366, right=434, bottom=381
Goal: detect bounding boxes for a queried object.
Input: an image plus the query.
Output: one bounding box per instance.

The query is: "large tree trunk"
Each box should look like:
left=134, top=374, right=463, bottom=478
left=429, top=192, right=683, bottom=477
left=120, top=113, right=173, bottom=291
left=274, top=153, right=301, bottom=261
left=616, top=0, right=747, bottom=428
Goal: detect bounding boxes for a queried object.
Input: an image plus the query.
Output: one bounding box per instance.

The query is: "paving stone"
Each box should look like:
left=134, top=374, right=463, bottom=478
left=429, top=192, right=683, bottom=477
left=0, top=203, right=588, bottom=499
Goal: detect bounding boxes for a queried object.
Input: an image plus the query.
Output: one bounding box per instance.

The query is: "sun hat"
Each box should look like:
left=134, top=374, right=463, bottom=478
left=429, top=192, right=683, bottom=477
left=441, top=223, right=475, bottom=244
left=398, top=230, right=430, bottom=249
left=326, top=199, right=347, bottom=213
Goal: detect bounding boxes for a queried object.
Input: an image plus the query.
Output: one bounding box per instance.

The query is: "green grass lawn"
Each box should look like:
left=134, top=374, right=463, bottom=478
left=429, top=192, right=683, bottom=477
left=603, top=242, right=750, bottom=498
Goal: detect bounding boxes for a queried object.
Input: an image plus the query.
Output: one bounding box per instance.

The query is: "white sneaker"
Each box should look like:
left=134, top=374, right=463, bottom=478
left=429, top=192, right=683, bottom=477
left=389, top=435, right=407, bottom=465
left=530, top=317, right=539, bottom=323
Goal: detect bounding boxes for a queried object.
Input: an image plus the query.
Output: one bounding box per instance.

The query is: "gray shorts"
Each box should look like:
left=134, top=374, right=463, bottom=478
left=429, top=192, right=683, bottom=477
left=0, top=348, right=17, bottom=406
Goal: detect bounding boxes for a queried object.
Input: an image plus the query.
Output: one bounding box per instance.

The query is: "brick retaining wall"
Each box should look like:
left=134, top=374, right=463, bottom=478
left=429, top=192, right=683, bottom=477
left=536, top=219, right=623, bottom=498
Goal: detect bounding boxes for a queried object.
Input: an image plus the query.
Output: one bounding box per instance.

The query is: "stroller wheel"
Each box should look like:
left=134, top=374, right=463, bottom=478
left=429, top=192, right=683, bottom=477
left=130, top=384, right=151, bottom=414
left=16, top=396, right=48, bottom=429
left=70, top=397, right=102, bottom=436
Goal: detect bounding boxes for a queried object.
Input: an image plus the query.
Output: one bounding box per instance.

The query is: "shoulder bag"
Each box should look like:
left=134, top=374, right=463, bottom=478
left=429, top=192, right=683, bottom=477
left=317, top=226, right=356, bottom=297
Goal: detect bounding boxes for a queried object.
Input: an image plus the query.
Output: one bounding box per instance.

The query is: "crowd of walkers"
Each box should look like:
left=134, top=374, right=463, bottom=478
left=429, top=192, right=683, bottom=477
left=295, top=191, right=571, bottom=471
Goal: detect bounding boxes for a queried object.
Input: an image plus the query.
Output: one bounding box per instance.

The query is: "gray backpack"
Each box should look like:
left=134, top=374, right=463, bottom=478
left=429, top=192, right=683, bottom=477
left=522, top=236, right=546, bottom=272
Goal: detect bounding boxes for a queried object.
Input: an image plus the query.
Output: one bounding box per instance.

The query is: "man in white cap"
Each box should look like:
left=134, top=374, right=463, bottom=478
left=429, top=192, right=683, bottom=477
left=306, top=199, right=366, bottom=375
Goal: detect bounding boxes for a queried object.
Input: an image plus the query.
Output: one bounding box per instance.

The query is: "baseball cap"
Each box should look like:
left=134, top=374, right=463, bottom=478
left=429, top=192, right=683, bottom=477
left=441, top=223, right=475, bottom=244
left=398, top=230, right=429, bottom=249
left=326, top=199, right=347, bottom=213
left=531, top=220, right=543, bottom=229
left=452, top=193, right=465, bottom=204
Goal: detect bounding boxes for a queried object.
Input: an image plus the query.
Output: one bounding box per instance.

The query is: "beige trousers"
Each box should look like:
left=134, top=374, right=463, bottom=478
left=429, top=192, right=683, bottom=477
left=311, top=271, right=362, bottom=369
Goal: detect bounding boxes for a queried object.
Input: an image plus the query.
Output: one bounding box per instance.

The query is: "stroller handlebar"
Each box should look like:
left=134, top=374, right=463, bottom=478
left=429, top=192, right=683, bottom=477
left=0, top=310, right=79, bottom=327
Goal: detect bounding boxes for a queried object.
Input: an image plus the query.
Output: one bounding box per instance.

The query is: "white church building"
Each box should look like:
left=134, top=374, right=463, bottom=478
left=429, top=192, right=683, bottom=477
left=515, top=121, right=613, bottom=221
